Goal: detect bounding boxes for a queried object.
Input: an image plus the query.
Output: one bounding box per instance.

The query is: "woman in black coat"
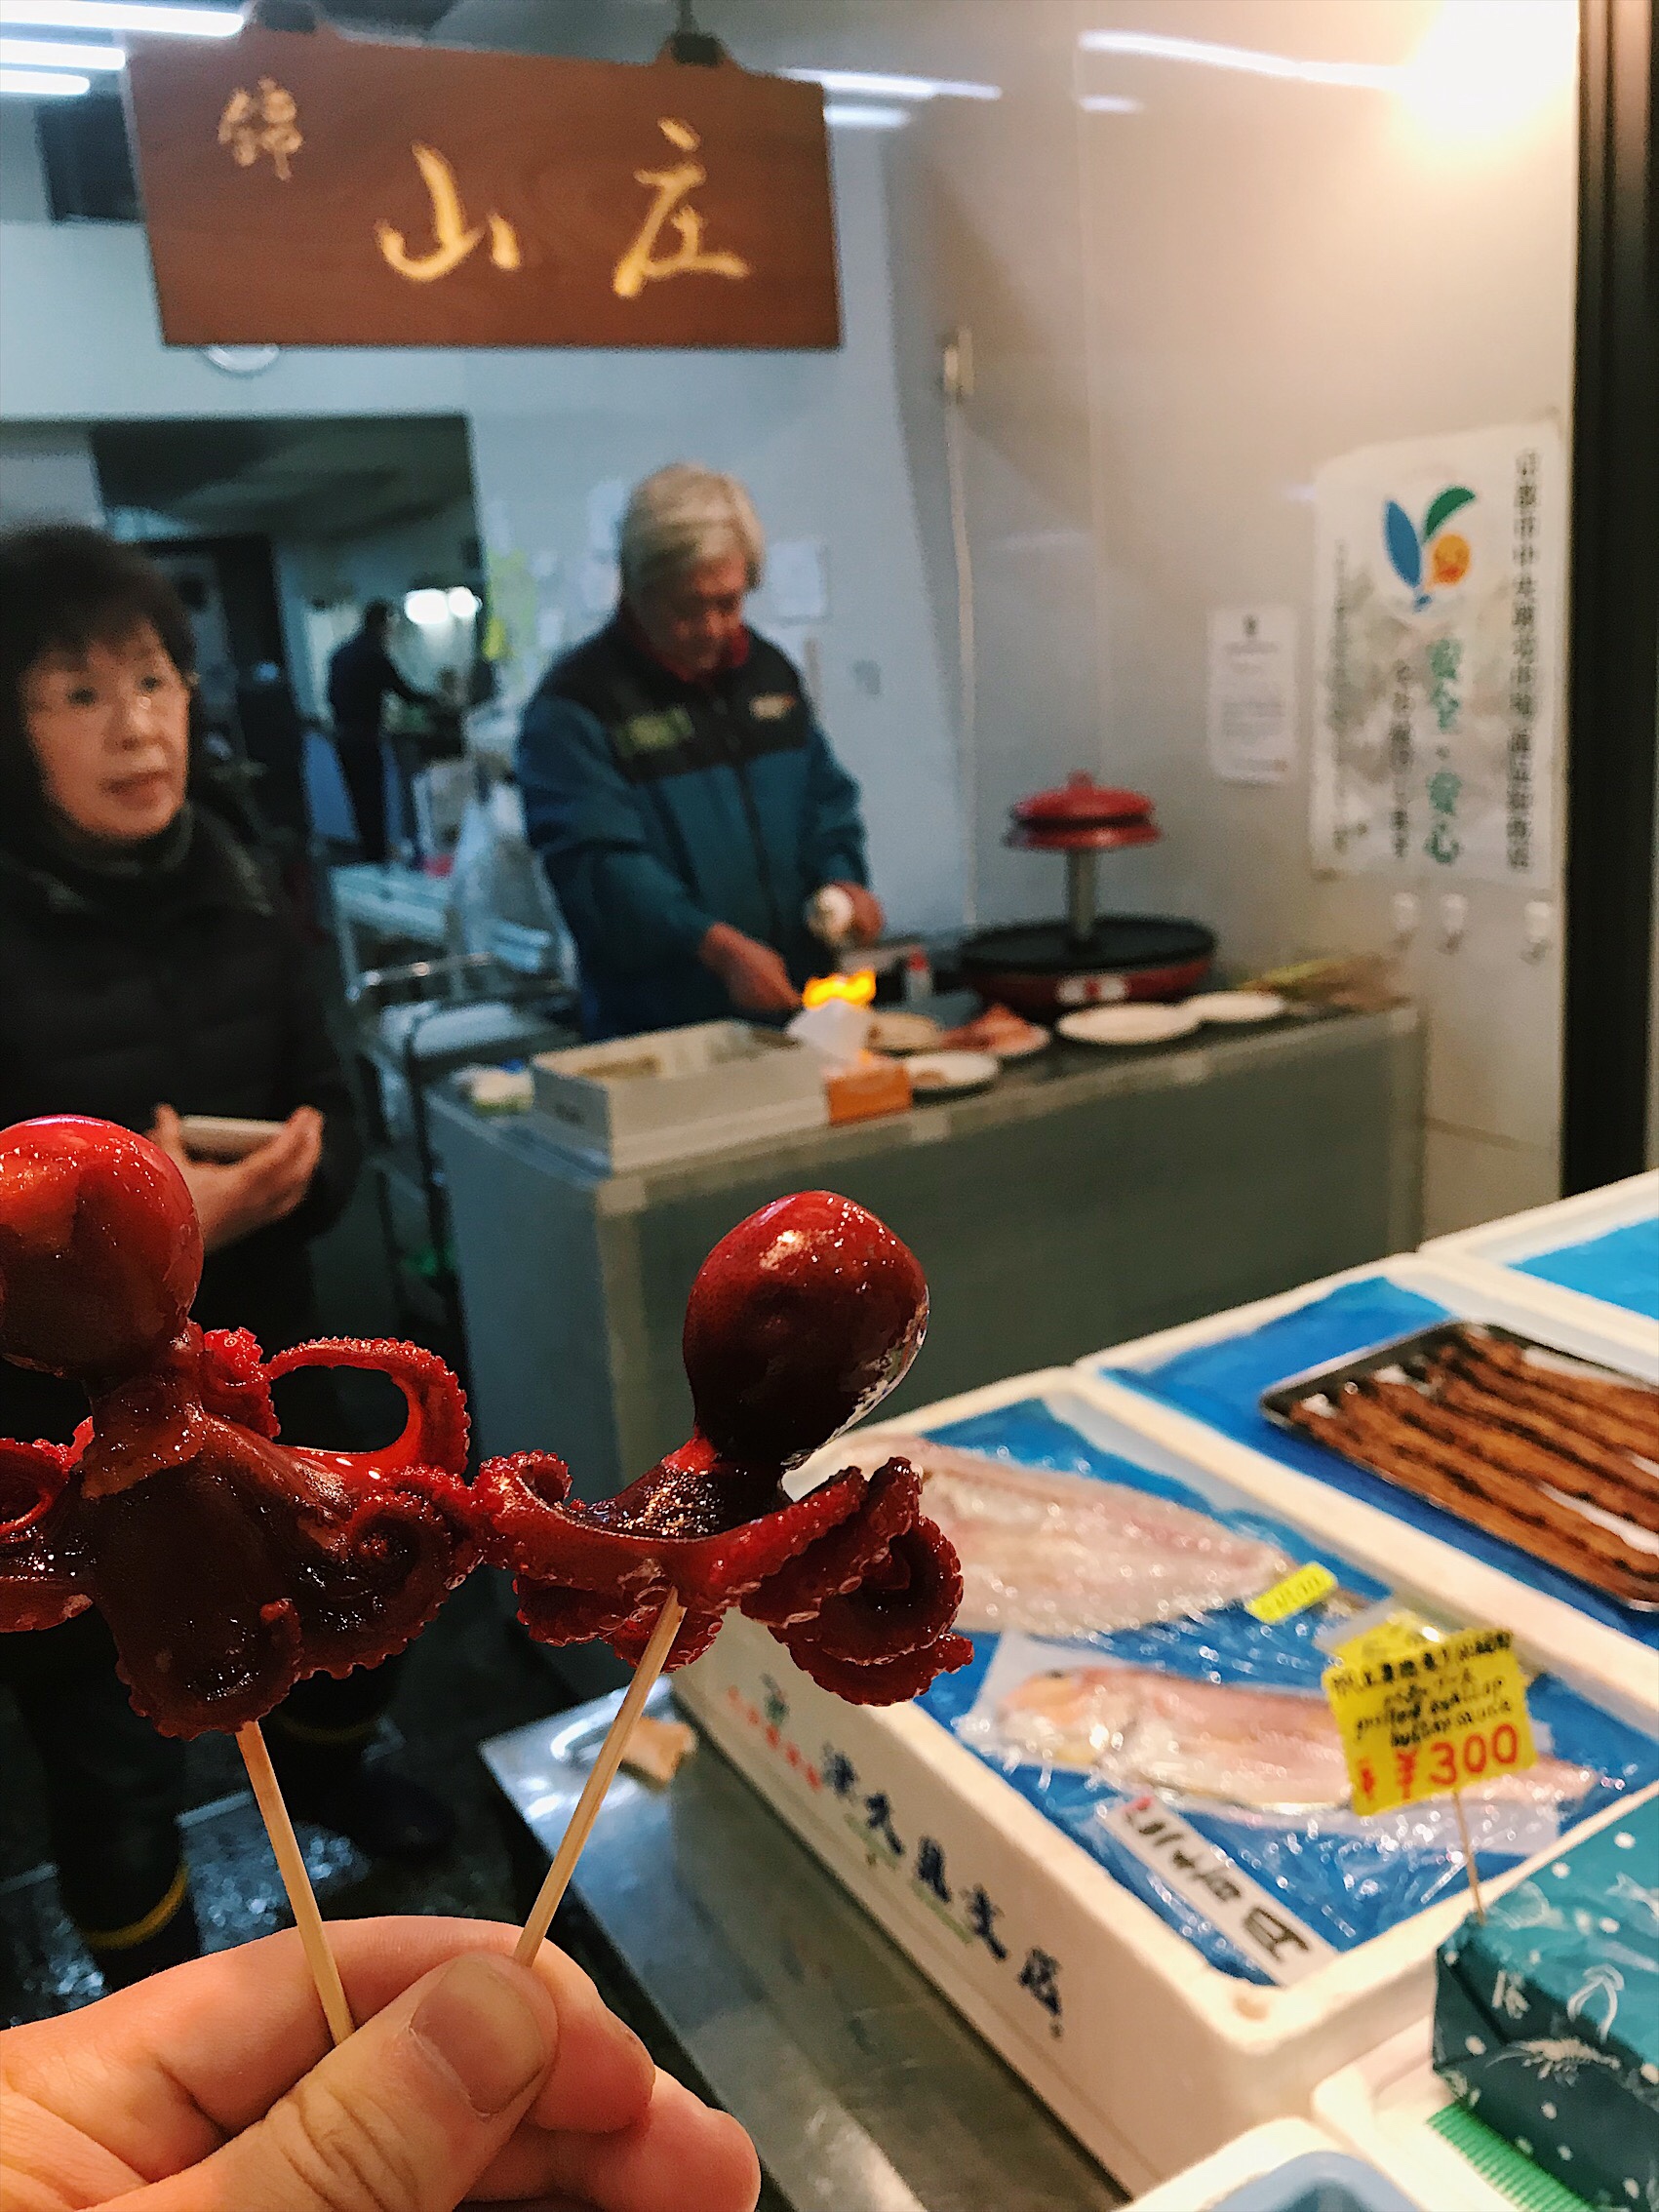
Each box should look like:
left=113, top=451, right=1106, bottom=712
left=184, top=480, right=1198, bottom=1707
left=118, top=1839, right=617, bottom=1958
left=0, top=526, right=450, bottom=1990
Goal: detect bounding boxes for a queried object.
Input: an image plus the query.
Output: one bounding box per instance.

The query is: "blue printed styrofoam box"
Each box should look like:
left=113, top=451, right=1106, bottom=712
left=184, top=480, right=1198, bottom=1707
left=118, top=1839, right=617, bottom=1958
left=1434, top=1794, right=1659, bottom=2209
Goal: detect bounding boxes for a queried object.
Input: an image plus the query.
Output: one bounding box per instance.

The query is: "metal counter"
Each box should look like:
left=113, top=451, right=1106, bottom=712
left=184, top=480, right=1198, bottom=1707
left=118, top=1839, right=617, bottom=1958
left=483, top=1689, right=1126, bottom=2212
left=432, top=1006, right=1422, bottom=1495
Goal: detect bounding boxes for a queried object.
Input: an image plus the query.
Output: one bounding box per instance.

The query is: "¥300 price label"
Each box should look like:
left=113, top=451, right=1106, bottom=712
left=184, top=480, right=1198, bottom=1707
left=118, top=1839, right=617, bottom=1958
left=1323, top=1623, right=1537, bottom=1817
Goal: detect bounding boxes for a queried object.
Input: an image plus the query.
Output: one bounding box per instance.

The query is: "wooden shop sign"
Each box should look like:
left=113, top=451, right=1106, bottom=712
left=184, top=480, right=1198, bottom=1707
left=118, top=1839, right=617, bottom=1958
left=123, top=23, right=841, bottom=350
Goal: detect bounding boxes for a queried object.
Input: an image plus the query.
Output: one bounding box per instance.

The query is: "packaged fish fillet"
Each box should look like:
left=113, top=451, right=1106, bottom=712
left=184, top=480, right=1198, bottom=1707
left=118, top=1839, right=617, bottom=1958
left=852, top=1398, right=1659, bottom=1987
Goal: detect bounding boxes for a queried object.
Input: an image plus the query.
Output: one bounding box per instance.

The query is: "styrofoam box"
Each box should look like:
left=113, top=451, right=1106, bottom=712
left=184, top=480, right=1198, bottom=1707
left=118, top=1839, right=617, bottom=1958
left=1312, top=1786, right=1659, bottom=2211
left=1126, top=2121, right=1348, bottom=2210
left=676, top=1369, right=1657, bottom=2195
left=1070, top=1254, right=1659, bottom=1724
left=530, top=1019, right=827, bottom=1170
left=1420, top=1170, right=1659, bottom=1362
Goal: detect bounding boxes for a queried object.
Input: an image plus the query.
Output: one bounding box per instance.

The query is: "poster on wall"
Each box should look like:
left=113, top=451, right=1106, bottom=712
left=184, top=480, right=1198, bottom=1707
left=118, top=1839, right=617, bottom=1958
left=123, top=23, right=840, bottom=350
left=1310, top=420, right=1563, bottom=886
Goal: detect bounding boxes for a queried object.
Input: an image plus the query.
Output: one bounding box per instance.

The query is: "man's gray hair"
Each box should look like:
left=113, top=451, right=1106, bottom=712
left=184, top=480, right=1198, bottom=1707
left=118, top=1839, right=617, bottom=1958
left=618, top=464, right=765, bottom=603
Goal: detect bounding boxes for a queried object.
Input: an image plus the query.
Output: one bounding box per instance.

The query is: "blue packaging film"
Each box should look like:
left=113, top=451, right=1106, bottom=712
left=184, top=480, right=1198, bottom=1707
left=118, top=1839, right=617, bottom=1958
left=1098, top=1277, right=1659, bottom=1648
left=1517, top=1216, right=1659, bottom=1321
left=907, top=1399, right=1659, bottom=1988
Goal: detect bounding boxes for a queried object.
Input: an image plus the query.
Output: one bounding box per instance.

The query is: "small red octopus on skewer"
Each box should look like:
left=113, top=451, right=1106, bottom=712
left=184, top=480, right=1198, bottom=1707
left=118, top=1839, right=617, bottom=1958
left=476, top=1191, right=972, bottom=1703
left=0, top=1116, right=481, bottom=1738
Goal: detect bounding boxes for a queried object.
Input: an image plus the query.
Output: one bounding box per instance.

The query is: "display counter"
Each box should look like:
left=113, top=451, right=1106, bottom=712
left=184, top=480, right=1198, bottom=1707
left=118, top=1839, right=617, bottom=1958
left=432, top=1005, right=1422, bottom=1495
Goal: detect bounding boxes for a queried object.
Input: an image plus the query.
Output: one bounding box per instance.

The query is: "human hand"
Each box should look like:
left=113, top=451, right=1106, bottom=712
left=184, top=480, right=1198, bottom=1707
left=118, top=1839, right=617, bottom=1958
left=0, top=1915, right=761, bottom=2212
left=698, top=923, right=801, bottom=1016
left=148, top=1103, right=324, bottom=1253
left=826, top=883, right=885, bottom=947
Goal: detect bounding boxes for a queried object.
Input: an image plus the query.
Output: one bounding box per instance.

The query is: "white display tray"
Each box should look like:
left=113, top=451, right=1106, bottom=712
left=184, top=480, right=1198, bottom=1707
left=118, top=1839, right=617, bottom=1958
left=1420, top=1171, right=1659, bottom=1363
left=675, top=1369, right=1656, bottom=2194
left=1312, top=1782, right=1657, bottom=2212
left=1070, top=1255, right=1659, bottom=1724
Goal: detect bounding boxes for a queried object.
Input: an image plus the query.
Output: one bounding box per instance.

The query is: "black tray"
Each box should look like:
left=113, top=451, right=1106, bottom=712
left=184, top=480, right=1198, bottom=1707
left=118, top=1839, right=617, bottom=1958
left=1259, top=1320, right=1659, bottom=1611
left=1258, top=1319, right=1654, bottom=1428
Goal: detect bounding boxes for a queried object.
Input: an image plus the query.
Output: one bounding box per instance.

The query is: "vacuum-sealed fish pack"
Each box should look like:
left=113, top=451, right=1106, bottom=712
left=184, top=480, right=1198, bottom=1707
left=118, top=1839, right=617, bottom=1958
left=832, top=1397, right=1659, bottom=1987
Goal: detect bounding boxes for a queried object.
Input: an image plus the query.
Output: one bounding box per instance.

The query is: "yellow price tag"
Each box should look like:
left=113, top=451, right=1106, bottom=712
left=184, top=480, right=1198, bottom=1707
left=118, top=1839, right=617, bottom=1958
left=1323, top=1623, right=1537, bottom=1817
left=1246, top=1561, right=1338, bottom=1624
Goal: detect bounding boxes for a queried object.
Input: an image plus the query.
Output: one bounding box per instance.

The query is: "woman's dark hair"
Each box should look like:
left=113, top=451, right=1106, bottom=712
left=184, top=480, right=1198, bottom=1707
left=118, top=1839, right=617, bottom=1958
left=0, top=524, right=198, bottom=831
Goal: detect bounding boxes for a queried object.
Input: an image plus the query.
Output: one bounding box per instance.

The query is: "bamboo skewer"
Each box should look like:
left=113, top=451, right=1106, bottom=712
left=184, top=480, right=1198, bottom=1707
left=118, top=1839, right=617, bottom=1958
left=515, top=1593, right=688, bottom=1964
left=1452, top=1791, right=1486, bottom=1922
left=236, top=1720, right=354, bottom=2044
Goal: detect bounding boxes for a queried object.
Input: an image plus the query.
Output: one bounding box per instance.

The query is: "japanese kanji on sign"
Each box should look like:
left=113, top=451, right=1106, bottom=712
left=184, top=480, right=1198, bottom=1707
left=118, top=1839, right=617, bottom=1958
left=1323, top=1622, right=1538, bottom=1819
left=123, top=22, right=841, bottom=350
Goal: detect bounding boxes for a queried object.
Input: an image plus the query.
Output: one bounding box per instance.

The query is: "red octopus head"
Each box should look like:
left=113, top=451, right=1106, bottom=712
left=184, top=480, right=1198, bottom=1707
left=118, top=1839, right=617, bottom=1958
left=0, top=1117, right=202, bottom=1381
left=683, top=1191, right=928, bottom=1469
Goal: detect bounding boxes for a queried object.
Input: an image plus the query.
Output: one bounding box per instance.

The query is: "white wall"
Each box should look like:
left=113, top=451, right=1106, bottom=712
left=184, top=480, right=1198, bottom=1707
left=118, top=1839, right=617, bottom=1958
left=0, top=424, right=102, bottom=526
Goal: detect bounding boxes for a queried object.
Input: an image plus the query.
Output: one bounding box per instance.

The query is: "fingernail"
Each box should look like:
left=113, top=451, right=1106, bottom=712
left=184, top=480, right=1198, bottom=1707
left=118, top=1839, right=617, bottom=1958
left=411, top=1955, right=554, bottom=2117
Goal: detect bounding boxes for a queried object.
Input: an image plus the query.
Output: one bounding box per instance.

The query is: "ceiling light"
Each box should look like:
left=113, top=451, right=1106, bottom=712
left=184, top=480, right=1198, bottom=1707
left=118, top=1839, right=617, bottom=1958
left=785, top=66, right=1000, bottom=102
left=0, top=33, right=122, bottom=65
left=1079, top=94, right=1143, bottom=113
left=404, top=589, right=451, bottom=626
left=823, top=102, right=911, bottom=131
left=0, top=62, right=88, bottom=90
left=0, top=3, right=241, bottom=36
left=1078, top=29, right=1396, bottom=93
left=447, top=586, right=480, bottom=619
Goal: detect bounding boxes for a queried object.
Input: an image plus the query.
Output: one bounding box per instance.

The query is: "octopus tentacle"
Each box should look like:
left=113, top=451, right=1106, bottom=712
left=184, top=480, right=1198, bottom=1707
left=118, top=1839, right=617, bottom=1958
left=200, top=1326, right=278, bottom=1439
left=0, top=1438, right=89, bottom=1633
left=742, top=1460, right=921, bottom=1629
left=265, top=1338, right=470, bottom=1476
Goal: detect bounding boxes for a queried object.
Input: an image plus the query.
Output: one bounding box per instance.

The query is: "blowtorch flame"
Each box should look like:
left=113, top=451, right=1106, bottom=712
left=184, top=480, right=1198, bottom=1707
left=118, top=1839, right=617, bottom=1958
left=803, top=969, right=878, bottom=1009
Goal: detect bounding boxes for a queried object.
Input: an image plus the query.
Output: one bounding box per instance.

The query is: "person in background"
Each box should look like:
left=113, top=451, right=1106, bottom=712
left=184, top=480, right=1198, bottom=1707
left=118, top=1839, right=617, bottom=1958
left=327, top=598, right=434, bottom=865
left=0, top=527, right=454, bottom=1992
left=517, top=464, right=884, bottom=1041
left=0, top=1916, right=763, bottom=2212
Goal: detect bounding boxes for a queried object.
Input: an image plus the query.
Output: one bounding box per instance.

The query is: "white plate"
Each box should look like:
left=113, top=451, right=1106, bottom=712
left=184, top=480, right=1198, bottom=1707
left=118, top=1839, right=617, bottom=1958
left=1057, top=1004, right=1204, bottom=1047
left=905, top=1050, right=1001, bottom=1098
left=1185, top=991, right=1288, bottom=1025
left=867, top=1010, right=944, bottom=1054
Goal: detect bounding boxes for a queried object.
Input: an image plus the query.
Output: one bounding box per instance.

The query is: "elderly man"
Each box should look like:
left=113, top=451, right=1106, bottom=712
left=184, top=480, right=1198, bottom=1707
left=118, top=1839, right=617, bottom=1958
left=517, top=465, right=884, bottom=1040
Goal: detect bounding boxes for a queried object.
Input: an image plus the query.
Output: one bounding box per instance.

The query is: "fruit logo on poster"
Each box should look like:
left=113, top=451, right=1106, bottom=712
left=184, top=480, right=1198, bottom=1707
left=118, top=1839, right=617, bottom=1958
left=1383, top=485, right=1477, bottom=610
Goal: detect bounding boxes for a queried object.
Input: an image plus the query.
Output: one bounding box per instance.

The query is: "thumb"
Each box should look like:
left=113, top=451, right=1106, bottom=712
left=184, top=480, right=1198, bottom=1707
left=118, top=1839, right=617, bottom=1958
left=139, top=1953, right=557, bottom=2212
left=148, top=1104, right=185, bottom=1157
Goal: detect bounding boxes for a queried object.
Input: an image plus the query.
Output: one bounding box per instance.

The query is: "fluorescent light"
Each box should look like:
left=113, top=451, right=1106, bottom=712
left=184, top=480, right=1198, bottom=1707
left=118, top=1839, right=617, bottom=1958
left=1078, top=28, right=1396, bottom=93
left=823, top=102, right=911, bottom=131
left=0, top=34, right=123, bottom=65
left=404, top=589, right=451, bottom=626
left=447, top=586, right=480, bottom=620
left=0, top=62, right=88, bottom=90
left=1079, top=94, right=1143, bottom=113
left=0, top=3, right=241, bottom=36
left=785, top=65, right=1000, bottom=102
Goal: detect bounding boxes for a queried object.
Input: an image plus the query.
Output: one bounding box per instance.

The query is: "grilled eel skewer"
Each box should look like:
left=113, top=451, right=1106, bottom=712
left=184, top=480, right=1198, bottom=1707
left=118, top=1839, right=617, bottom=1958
left=1405, top=1371, right=1659, bottom=1532
left=1287, top=1389, right=1659, bottom=1605
left=1452, top=1335, right=1659, bottom=1457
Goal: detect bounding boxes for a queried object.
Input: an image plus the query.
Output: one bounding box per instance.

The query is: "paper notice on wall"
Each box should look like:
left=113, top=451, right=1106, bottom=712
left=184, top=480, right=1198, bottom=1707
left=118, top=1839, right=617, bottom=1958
left=1207, top=607, right=1296, bottom=783
left=579, top=556, right=619, bottom=614
left=1311, top=420, right=1562, bottom=885
left=768, top=536, right=829, bottom=622
left=586, top=479, right=628, bottom=556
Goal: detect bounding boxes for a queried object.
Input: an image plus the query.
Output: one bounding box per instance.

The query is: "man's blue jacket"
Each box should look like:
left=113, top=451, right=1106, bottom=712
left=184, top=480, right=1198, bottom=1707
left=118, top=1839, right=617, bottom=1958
left=517, top=617, right=869, bottom=1040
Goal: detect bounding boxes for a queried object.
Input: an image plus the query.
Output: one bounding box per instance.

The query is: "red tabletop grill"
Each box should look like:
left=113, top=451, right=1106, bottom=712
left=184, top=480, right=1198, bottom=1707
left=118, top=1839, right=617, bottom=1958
left=959, top=774, right=1214, bottom=1020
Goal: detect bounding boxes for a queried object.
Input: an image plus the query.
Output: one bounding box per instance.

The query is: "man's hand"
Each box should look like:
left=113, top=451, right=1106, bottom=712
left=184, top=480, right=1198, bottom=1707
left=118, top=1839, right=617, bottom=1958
left=149, top=1104, right=324, bottom=1254
left=826, top=882, right=885, bottom=947
left=698, top=924, right=801, bottom=1016
left=0, top=1915, right=761, bottom=2212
